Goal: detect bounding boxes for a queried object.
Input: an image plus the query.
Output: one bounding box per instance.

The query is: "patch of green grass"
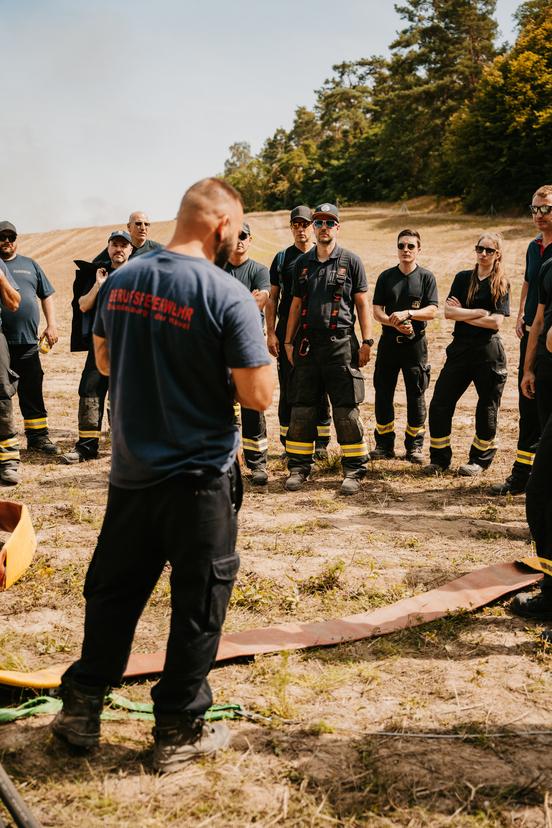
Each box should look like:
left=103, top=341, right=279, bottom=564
left=299, top=560, right=345, bottom=594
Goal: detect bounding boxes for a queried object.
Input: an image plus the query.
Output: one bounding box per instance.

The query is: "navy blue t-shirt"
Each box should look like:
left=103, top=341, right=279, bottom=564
left=0, top=260, right=19, bottom=328
left=94, top=250, right=270, bottom=489
left=1, top=255, right=55, bottom=344
left=523, top=237, right=552, bottom=326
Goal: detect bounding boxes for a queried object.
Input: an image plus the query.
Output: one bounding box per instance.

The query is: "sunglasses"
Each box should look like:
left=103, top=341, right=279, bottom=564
left=475, top=245, right=497, bottom=255
left=397, top=242, right=417, bottom=250
left=313, top=219, right=338, bottom=228
left=291, top=220, right=311, bottom=229
left=530, top=205, right=552, bottom=216
left=238, top=231, right=249, bottom=241
left=0, top=233, right=16, bottom=242
left=133, top=221, right=150, bottom=227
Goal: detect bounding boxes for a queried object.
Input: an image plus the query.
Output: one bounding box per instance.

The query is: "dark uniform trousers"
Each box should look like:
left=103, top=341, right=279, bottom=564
left=62, top=464, right=242, bottom=718
left=236, top=405, right=268, bottom=470
left=276, top=318, right=331, bottom=449
left=0, top=332, right=19, bottom=464
left=429, top=336, right=507, bottom=468
left=286, top=331, right=368, bottom=476
left=8, top=344, right=50, bottom=441
left=525, top=413, right=552, bottom=597
left=75, top=344, right=109, bottom=459
left=373, top=333, right=430, bottom=453
left=510, top=330, right=540, bottom=483
left=535, top=352, right=552, bottom=433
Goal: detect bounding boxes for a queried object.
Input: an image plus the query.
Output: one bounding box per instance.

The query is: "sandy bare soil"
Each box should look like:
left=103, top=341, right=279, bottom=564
left=1, top=203, right=551, bottom=827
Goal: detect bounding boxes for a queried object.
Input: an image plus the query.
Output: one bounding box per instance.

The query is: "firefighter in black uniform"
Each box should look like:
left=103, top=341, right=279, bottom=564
left=371, top=229, right=438, bottom=463
left=509, top=322, right=552, bottom=626
left=425, top=233, right=510, bottom=476
left=283, top=203, right=373, bottom=496
left=266, top=205, right=331, bottom=457
left=61, top=231, right=133, bottom=464
left=225, top=222, right=270, bottom=485
left=492, top=185, right=552, bottom=495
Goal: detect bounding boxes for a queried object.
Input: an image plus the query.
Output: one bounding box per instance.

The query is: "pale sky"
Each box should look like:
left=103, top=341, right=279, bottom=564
left=1, top=0, right=523, bottom=232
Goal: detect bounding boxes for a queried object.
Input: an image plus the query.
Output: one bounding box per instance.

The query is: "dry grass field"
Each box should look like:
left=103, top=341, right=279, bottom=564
left=1, top=202, right=552, bottom=827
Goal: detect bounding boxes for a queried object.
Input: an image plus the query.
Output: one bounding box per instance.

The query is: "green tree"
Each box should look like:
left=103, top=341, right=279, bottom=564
left=443, top=8, right=552, bottom=210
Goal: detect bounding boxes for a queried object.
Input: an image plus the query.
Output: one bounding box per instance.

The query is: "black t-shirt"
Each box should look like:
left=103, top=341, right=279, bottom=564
left=372, top=265, right=438, bottom=337
left=93, top=239, right=163, bottom=265
left=269, top=244, right=314, bottom=322
left=537, top=259, right=552, bottom=356
left=291, top=245, right=368, bottom=330
left=448, top=269, right=510, bottom=342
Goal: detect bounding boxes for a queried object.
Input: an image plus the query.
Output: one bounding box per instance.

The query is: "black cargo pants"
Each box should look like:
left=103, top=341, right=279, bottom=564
left=509, top=330, right=541, bottom=485
left=75, top=345, right=109, bottom=459
left=62, top=463, right=242, bottom=719
left=429, top=336, right=507, bottom=468
left=286, top=330, right=368, bottom=477
left=8, top=344, right=50, bottom=441
left=373, top=333, right=430, bottom=453
left=0, top=332, right=19, bottom=464
left=525, top=412, right=552, bottom=596
left=276, top=318, right=331, bottom=449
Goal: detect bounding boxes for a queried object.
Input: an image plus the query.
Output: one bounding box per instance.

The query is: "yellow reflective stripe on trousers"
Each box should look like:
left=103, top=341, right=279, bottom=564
left=24, top=417, right=48, bottom=430
left=375, top=421, right=394, bottom=435
left=340, top=442, right=368, bottom=457
left=286, top=440, right=314, bottom=455
left=520, top=556, right=552, bottom=577
left=316, top=425, right=331, bottom=437
left=0, top=436, right=20, bottom=459
left=472, top=435, right=495, bottom=451
left=242, top=438, right=268, bottom=452
left=430, top=435, right=450, bottom=448
left=516, top=449, right=534, bottom=466
left=279, top=426, right=289, bottom=437
left=406, top=424, right=425, bottom=437
left=78, top=430, right=101, bottom=439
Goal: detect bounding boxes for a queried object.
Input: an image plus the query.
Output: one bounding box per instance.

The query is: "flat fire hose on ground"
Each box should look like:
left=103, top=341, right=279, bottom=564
left=0, top=559, right=542, bottom=691
left=0, top=763, right=42, bottom=828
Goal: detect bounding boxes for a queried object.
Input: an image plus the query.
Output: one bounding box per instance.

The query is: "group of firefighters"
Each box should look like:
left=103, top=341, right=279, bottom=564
left=2, top=176, right=551, bottom=770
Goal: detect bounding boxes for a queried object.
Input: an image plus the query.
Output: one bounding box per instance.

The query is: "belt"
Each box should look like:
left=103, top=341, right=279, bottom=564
left=307, top=327, right=354, bottom=340
left=383, top=331, right=426, bottom=345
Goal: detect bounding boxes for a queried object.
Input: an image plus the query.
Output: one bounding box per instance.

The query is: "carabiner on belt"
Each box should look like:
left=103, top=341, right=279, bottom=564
left=298, top=337, right=310, bottom=357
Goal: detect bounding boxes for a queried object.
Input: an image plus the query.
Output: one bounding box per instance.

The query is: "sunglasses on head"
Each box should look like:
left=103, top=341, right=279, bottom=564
left=313, top=219, right=337, bottom=228
left=397, top=242, right=416, bottom=250
left=238, top=231, right=249, bottom=241
left=530, top=204, right=552, bottom=216
left=291, top=220, right=311, bottom=229
left=475, top=244, right=497, bottom=255
left=0, top=233, right=16, bottom=242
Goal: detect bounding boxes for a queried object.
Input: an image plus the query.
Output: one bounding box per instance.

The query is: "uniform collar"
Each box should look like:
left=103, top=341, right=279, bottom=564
left=308, top=244, right=341, bottom=263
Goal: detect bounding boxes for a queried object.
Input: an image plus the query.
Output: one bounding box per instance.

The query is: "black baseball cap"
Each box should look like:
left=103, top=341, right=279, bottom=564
left=0, top=221, right=17, bottom=236
left=241, top=222, right=251, bottom=236
left=108, top=230, right=132, bottom=244
left=290, top=205, right=312, bottom=223
left=313, top=203, right=339, bottom=221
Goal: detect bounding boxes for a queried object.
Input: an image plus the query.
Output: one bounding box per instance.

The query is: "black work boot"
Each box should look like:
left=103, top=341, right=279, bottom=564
left=51, top=678, right=106, bottom=749
left=27, top=434, right=61, bottom=455
left=152, top=715, right=231, bottom=773
left=490, top=475, right=527, bottom=496
left=509, top=591, right=552, bottom=622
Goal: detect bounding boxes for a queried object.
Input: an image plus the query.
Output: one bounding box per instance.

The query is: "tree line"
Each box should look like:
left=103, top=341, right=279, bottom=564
left=222, top=0, right=551, bottom=213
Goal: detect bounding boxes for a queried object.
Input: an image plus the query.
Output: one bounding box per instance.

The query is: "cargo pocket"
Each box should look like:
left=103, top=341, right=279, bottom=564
left=208, top=553, right=240, bottom=631
left=0, top=368, right=19, bottom=398
left=347, top=366, right=365, bottom=404
left=418, top=364, right=431, bottom=394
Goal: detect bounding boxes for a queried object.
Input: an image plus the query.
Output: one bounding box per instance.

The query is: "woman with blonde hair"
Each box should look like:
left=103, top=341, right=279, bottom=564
left=425, top=232, right=510, bottom=476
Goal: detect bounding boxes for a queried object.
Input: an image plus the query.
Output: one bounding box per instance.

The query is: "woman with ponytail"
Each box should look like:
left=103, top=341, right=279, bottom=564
left=425, top=233, right=510, bottom=476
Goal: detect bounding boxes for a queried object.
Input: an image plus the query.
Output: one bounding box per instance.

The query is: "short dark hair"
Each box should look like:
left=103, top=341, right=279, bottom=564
left=398, top=228, right=421, bottom=245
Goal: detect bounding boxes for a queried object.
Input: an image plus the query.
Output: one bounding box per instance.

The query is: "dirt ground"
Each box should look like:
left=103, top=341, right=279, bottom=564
left=1, top=203, right=552, bottom=827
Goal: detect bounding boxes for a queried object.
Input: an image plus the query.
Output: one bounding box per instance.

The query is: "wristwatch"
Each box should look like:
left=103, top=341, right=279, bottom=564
left=362, top=338, right=374, bottom=346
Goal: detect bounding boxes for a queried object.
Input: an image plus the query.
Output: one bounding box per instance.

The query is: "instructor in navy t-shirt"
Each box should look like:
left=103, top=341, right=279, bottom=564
left=51, top=178, right=274, bottom=773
